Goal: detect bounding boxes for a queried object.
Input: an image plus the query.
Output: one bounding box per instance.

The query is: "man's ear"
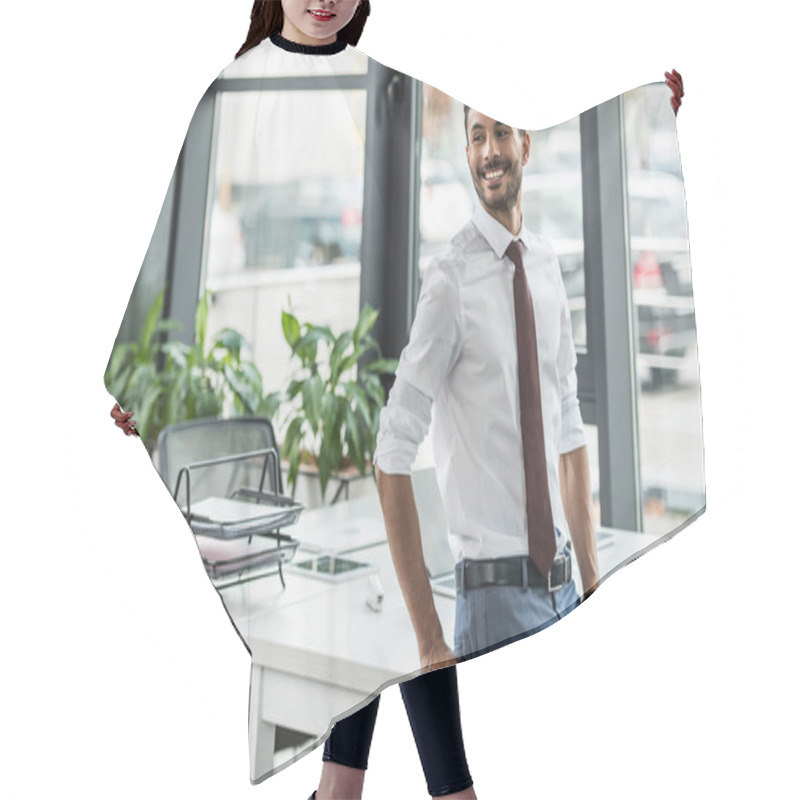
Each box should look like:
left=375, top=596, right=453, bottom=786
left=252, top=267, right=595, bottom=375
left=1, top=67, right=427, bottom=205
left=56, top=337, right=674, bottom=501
left=521, top=131, right=531, bottom=167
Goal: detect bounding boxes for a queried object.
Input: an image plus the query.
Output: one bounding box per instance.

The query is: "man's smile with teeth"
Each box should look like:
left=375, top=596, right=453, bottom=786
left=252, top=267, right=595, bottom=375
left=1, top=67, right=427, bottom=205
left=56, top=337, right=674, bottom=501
left=483, top=167, right=506, bottom=181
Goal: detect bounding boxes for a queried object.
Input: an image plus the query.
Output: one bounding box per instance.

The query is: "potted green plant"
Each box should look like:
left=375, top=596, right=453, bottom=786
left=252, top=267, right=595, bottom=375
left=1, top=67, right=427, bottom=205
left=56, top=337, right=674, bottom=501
left=105, top=290, right=280, bottom=452
left=279, top=304, right=398, bottom=503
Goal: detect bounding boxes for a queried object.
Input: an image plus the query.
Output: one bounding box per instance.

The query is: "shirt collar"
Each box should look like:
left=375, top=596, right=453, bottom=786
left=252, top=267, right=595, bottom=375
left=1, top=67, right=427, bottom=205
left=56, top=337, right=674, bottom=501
left=471, top=201, right=535, bottom=260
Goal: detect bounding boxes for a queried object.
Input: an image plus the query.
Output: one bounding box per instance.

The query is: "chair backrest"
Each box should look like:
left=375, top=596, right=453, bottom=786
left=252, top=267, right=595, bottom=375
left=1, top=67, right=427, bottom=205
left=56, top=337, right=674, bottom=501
left=155, top=417, right=283, bottom=506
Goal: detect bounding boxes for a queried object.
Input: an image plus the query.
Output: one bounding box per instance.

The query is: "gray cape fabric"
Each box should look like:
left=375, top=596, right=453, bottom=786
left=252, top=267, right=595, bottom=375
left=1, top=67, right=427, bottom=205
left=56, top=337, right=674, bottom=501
left=106, top=35, right=704, bottom=782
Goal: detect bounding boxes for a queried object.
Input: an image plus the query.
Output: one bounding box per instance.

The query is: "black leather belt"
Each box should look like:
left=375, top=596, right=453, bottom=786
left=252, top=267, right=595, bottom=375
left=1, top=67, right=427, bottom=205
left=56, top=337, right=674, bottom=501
left=455, top=546, right=572, bottom=594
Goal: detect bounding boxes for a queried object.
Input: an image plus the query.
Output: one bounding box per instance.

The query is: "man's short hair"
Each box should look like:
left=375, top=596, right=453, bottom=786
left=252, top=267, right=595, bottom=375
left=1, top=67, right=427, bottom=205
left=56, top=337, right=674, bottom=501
left=463, top=104, right=528, bottom=142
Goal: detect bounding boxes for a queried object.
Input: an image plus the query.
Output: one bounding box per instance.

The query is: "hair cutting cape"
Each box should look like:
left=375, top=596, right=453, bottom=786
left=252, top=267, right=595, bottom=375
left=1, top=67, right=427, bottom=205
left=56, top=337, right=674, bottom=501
left=105, top=35, right=704, bottom=783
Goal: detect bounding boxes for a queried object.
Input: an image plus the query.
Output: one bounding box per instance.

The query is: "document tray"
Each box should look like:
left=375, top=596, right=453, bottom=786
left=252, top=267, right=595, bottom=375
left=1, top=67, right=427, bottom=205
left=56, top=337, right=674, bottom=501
left=185, top=491, right=303, bottom=540
left=195, top=532, right=299, bottom=579
left=172, top=447, right=304, bottom=540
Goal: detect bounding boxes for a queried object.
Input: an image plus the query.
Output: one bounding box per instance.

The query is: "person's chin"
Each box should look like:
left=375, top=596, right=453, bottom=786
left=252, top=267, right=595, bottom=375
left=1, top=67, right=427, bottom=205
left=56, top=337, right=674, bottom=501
left=486, top=174, right=515, bottom=202
left=487, top=182, right=506, bottom=200
left=481, top=189, right=511, bottom=212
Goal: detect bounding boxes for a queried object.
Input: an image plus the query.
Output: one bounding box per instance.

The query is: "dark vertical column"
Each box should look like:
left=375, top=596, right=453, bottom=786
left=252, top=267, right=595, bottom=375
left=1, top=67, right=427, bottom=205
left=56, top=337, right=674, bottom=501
left=164, top=88, right=216, bottom=345
left=359, top=62, right=421, bottom=360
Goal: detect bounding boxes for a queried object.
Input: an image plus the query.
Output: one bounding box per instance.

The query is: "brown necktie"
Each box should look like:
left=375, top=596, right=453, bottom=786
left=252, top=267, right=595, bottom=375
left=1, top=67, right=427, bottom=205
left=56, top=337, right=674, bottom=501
left=506, top=239, right=556, bottom=580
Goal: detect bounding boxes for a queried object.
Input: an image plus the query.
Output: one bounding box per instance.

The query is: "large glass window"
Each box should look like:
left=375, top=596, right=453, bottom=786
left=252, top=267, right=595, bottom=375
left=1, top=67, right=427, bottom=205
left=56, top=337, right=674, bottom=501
left=624, top=83, right=704, bottom=535
left=203, top=85, right=368, bottom=394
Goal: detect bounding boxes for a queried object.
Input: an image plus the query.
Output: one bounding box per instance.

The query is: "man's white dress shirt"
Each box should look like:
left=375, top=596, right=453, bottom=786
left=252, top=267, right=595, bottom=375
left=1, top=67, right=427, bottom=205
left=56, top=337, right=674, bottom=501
left=374, top=202, right=587, bottom=564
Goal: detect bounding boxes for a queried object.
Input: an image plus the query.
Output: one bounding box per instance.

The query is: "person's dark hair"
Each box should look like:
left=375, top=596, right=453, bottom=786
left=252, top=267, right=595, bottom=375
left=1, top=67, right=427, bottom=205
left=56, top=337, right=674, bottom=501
left=236, top=0, right=371, bottom=58
left=463, top=104, right=527, bottom=142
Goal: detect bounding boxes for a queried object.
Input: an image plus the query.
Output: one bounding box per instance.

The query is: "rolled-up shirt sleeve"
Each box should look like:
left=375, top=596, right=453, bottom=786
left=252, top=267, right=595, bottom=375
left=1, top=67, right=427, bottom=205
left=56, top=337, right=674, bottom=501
left=557, top=279, right=587, bottom=454
left=374, top=260, right=463, bottom=475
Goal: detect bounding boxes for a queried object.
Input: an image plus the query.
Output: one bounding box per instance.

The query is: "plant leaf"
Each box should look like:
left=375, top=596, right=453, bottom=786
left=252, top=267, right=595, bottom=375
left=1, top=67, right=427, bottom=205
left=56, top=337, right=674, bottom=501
left=139, top=290, right=164, bottom=354
left=105, top=345, right=137, bottom=399
left=136, top=382, right=163, bottom=444
left=162, top=340, right=189, bottom=370
left=286, top=378, right=304, bottom=401
left=282, top=416, right=305, bottom=493
left=353, top=304, right=379, bottom=345
left=107, top=367, right=133, bottom=402
left=283, top=416, right=304, bottom=454
left=162, top=374, right=182, bottom=430
left=224, top=363, right=261, bottom=414
left=195, top=291, right=210, bottom=356
left=362, top=357, right=399, bottom=376
left=212, top=327, right=246, bottom=362
left=239, top=360, right=264, bottom=396
left=318, top=393, right=347, bottom=500
left=338, top=344, right=367, bottom=376
left=128, top=361, right=158, bottom=404
left=293, top=326, right=334, bottom=367
left=329, top=331, right=352, bottom=386
left=105, top=342, right=134, bottom=386
left=281, top=310, right=301, bottom=348
left=343, top=381, right=372, bottom=425
left=196, top=385, right=222, bottom=419
left=153, top=318, right=183, bottom=336
left=344, top=405, right=365, bottom=474
left=317, top=452, right=331, bottom=501
left=302, top=374, right=324, bottom=435
left=258, top=391, right=281, bottom=421
left=361, top=372, right=386, bottom=410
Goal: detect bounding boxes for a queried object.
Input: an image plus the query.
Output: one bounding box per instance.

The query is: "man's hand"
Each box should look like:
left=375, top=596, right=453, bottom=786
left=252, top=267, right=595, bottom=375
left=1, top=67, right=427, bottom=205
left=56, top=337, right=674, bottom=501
left=419, top=639, right=458, bottom=672
left=665, top=69, right=684, bottom=115
left=559, top=446, right=599, bottom=598
left=110, top=402, right=139, bottom=436
left=581, top=577, right=601, bottom=600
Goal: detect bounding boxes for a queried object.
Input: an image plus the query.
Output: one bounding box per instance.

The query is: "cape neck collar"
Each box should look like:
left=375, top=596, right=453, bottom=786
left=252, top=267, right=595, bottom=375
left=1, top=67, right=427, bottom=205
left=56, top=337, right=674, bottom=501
left=270, top=32, right=348, bottom=55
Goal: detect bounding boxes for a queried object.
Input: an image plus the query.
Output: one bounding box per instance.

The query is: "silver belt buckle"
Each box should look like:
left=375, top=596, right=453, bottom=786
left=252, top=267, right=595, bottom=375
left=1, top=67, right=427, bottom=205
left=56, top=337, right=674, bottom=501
left=546, top=552, right=570, bottom=593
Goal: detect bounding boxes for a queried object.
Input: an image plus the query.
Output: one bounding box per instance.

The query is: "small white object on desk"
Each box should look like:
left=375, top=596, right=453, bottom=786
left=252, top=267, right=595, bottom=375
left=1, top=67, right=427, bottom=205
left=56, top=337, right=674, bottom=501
left=366, top=574, right=384, bottom=613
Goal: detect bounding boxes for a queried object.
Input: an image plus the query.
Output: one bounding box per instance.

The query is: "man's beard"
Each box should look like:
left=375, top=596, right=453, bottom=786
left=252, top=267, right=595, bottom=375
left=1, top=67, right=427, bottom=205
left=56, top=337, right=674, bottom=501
left=472, top=157, right=523, bottom=212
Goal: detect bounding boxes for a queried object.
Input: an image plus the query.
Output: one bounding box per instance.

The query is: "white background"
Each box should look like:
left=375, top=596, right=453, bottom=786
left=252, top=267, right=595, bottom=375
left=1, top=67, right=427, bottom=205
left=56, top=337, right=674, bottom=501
left=2, top=1, right=797, bottom=797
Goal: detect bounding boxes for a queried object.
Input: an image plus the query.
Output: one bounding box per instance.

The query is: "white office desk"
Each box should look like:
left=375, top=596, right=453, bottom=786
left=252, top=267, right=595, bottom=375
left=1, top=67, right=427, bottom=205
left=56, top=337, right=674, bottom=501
left=221, top=499, right=454, bottom=782
left=285, top=493, right=388, bottom=554
left=232, top=499, right=660, bottom=782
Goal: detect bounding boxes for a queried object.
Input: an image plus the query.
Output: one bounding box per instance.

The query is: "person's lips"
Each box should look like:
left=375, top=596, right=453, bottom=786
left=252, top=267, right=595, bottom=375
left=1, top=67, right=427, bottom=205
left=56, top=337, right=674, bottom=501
left=307, top=8, right=335, bottom=21
left=481, top=164, right=508, bottom=186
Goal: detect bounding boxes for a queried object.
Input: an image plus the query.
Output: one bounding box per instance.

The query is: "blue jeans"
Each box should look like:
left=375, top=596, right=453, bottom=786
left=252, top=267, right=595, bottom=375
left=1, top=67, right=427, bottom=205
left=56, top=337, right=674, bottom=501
left=454, top=573, right=581, bottom=659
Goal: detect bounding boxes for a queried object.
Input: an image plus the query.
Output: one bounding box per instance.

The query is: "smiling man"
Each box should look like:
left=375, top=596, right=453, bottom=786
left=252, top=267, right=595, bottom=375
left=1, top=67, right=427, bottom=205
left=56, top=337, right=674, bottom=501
left=374, top=106, right=600, bottom=667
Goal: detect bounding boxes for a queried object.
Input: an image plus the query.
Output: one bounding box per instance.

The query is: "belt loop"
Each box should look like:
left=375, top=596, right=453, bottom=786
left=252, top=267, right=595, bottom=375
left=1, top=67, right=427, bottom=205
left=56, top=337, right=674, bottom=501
left=521, top=558, right=528, bottom=592
left=460, top=560, right=467, bottom=596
